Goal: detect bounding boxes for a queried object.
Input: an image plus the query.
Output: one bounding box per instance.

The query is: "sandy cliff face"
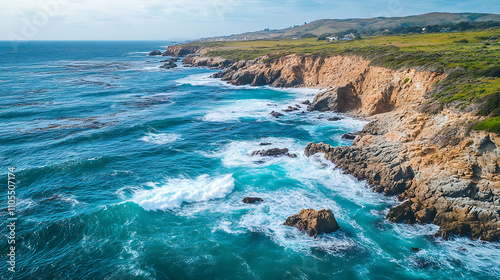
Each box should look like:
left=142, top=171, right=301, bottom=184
left=212, top=54, right=371, bottom=88
left=184, top=51, right=500, bottom=241
left=208, top=53, right=444, bottom=116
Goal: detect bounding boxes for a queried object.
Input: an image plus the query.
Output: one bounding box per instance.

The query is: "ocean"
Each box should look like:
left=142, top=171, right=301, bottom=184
left=0, top=41, right=499, bottom=280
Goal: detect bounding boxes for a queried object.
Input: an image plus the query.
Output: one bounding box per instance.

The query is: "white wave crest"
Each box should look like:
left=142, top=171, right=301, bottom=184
left=175, top=73, right=225, bottom=87
left=141, top=133, right=181, bottom=145
left=202, top=99, right=274, bottom=122
left=132, top=174, right=235, bottom=210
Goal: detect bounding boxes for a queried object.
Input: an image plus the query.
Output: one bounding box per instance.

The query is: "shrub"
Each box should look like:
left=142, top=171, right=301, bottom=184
left=404, top=78, right=409, bottom=84
left=298, top=33, right=318, bottom=39
left=477, top=92, right=500, bottom=116
left=483, top=65, right=500, bottom=78
left=474, top=116, right=500, bottom=133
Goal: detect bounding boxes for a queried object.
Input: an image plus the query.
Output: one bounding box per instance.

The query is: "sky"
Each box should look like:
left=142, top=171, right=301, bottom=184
left=1, top=0, right=499, bottom=41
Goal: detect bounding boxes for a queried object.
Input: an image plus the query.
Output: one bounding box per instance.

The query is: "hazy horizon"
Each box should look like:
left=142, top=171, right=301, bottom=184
left=2, top=0, right=500, bottom=42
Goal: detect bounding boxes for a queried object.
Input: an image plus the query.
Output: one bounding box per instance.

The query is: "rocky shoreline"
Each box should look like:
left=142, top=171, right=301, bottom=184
left=164, top=45, right=500, bottom=241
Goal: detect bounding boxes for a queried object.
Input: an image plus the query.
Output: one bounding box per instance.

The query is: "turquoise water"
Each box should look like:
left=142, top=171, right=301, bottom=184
left=0, top=41, right=499, bottom=280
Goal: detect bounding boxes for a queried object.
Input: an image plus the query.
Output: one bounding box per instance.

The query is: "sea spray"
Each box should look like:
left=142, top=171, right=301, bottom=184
left=132, top=174, right=235, bottom=210
left=141, top=133, right=181, bottom=145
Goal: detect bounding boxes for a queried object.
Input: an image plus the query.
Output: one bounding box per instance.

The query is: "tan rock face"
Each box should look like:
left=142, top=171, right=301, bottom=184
left=304, top=103, right=500, bottom=241
left=283, top=209, right=340, bottom=237
left=163, top=46, right=207, bottom=57
left=182, top=55, right=232, bottom=69
left=201, top=51, right=500, bottom=241
left=212, top=54, right=372, bottom=88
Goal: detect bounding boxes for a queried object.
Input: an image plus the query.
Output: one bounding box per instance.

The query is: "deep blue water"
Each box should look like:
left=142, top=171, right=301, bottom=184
left=0, top=41, right=499, bottom=280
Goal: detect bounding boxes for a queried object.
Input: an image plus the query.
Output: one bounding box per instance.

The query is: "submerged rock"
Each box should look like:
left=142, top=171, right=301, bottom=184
left=284, top=209, right=340, bottom=237
left=160, top=59, right=177, bottom=69
left=259, top=142, right=272, bottom=146
left=270, top=111, right=284, bottom=118
left=160, top=63, right=177, bottom=69
left=282, top=106, right=299, bottom=112
left=160, top=57, right=178, bottom=62
left=328, top=117, right=342, bottom=121
left=251, top=148, right=297, bottom=158
left=242, top=197, right=264, bottom=204
left=149, top=50, right=162, bottom=56
left=341, top=132, right=358, bottom=140
left=413, top=258, right=432, bottom=269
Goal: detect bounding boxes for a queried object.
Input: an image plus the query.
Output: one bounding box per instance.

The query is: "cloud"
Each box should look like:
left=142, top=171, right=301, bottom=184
left=1, top=0, right=499, bottom=40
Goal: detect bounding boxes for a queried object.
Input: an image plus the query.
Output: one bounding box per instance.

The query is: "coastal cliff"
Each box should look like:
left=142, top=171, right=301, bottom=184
left=163, top=45, right=213, bottom=57
left=181, top=49, right=500, bottom=241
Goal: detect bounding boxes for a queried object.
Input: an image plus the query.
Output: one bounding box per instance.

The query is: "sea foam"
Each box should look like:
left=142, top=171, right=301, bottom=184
left=175, top=73, right=225, bottom=87
left=141, top=132, right=181, bottom=145
left=132, top=174, right=235, bottom=211
left=202, top=99, right=274, bottom=122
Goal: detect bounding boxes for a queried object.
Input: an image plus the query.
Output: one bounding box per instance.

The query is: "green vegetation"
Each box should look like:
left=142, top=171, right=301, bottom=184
left=317, top=20, right=500, bottom=41
left=478, top=92, right=500, bottom=117
left=185, top=28, right=500, bottom=132
left=455, top=39, right=469, bottom=43
left=190, top=29, right=500, bottom=70
left=404, top=78, right=409, bottom=84
left=376, top=21, right=500, bottom=36
left=483, top=65, right=500, bottom=77
left=203, top=12, right=500, bottom=41
left=474, top=117, right=500, bottom=133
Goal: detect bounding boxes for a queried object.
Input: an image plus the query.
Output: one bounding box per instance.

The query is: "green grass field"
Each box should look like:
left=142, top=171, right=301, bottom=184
left=184, top=29, right=500, bottom=132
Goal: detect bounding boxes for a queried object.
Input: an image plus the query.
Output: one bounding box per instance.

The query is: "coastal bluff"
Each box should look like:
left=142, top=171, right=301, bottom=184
left=175, top=46, right=500, bottom=241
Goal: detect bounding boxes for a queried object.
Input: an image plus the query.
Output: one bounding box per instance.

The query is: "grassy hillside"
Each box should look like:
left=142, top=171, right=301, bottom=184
left=186, top=28, right=500, bottom=132
left=201, top=12, right=500, bottom=41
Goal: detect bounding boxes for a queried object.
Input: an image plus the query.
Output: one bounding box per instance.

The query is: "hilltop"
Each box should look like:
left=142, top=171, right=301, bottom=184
left=200, top=12, right=500, bottom=41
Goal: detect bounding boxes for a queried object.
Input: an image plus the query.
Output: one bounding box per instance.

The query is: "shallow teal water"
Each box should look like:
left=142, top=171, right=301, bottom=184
left=0, top=41, right=499, bottom=280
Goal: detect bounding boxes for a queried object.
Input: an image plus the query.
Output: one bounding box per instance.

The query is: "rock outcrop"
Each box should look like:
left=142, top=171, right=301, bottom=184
left=185, top=48, right=500, bottom=241
left=341, top=132, right=358, bottom=140
left=251, top=148, right=297, bottom=158
left=160, top=57, right=178, bottom=62
left=162, top=46, right=204, bottom=57
left=284, top=209, right=340, bottom=237
left=159, top=57, right=178, bottom=69
left=149, top=50, right=162, bottom=56
left=305, top=111, right=500, bottom=241
left=242, top=197, right=264, bottom=204
left=270, top=111, right=284, bottom=118
left=182, top=55, right=232, bottom=69
left=210, top=54, right=389, bottom=90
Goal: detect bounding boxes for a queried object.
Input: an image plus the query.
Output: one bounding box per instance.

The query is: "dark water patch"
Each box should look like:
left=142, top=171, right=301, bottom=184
left=0, top=100, right=54, bottom=109
left=23, top=88, right=49, bottom=94
left=63, top=61, right=133, bottom=72
left=122, top=95, right=171, bottom=108
left=4, top=203, right=155, bottom=279
left=21, top=114, right=121, bottom=139
left=74, top=78, right=115, bottom=87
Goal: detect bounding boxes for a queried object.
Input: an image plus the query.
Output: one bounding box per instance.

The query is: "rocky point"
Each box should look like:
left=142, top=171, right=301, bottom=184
left=171, top=46, right=500, bottom=241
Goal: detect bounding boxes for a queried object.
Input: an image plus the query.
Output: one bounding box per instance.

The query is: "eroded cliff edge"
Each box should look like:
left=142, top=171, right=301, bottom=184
left=181, top=51, right=500, bottom=241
